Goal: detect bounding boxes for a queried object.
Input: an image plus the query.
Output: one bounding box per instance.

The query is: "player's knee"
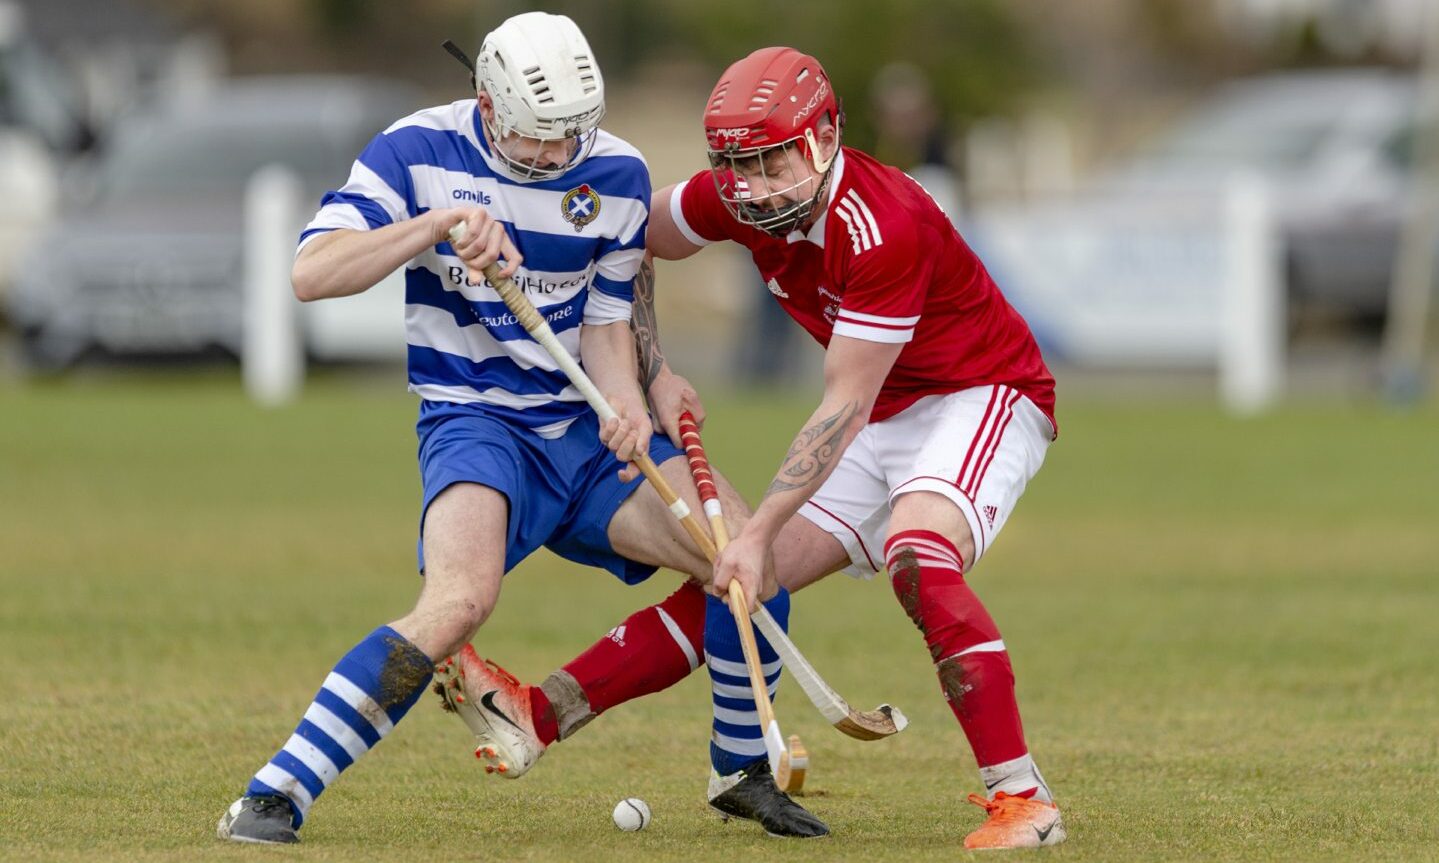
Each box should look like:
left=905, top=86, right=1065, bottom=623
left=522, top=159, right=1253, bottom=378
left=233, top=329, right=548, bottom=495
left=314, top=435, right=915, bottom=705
left=414, top=588, right=496, bottom=653
left=433, top=604, right=489, bottom=657
left=449, top=594, right=494, bottom=635
left=715, top=477, right=754, bottom=519
left=888, top=492, right=976, bottom=569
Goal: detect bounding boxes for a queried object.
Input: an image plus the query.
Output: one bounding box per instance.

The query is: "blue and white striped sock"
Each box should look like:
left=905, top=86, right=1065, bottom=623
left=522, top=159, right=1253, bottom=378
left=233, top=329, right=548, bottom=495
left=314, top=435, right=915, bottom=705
left=705, top=588, right=790, bottom=776
left=245, top=625, right=433, bottom=827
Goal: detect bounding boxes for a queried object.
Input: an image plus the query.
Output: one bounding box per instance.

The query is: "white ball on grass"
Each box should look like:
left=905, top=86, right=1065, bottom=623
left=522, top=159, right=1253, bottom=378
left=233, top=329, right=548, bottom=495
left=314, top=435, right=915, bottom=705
left=612, top=797, right=651, bottom=831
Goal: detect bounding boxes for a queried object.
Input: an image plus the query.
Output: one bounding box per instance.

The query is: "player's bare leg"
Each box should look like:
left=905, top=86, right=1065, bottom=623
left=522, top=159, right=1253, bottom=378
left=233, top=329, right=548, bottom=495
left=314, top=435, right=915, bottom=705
left=221, top=483, right=507, bottom=843
left=420, top=486, right=553, bottom=779
left=442, top=453, right=724, bottom=751
left=885, top=490, right=1064, bottom=849
left=768, top=515, right=853, bottom=594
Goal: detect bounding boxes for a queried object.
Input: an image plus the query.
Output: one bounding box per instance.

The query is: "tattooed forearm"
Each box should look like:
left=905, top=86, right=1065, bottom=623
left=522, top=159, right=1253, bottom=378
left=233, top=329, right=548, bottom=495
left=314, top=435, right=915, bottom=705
left=629, top=257, right=666, bottom=391
left=764, top=401, right=861, bottom=497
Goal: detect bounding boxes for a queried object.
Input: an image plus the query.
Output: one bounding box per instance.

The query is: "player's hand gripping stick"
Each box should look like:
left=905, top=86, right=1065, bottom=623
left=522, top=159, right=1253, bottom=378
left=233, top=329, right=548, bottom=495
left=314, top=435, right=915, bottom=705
left=446, top=223, right=717, bottom=560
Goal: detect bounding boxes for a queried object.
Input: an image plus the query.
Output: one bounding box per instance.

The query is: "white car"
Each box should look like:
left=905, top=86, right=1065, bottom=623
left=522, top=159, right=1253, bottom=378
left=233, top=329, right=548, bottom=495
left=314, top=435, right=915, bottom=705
left=0, top=1, right=78, bottom=305
left=968, top=69, right=1422, bottom=367
left=0, top=128, right=57, bottom=300
left=1104, top=69, right=1417, bottom=321
left=8, top=76, right=421, bottom=369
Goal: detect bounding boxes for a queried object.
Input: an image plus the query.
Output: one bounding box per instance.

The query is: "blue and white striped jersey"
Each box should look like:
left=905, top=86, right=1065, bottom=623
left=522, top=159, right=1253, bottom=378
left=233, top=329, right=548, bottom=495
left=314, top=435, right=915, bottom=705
left=299, top=100, right=650, bottom=438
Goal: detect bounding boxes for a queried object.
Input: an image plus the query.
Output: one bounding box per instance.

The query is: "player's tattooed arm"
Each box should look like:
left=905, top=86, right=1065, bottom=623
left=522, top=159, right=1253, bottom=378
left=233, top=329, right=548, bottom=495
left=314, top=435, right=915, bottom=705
left=764, top=400, right=862, bottom=497
left=629, top=256, right=666, bottom=391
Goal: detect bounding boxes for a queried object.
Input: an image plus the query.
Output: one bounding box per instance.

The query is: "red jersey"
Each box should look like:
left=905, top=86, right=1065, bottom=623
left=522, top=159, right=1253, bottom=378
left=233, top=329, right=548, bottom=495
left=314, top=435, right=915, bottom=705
left=673, top=147, right=1056, bottom=428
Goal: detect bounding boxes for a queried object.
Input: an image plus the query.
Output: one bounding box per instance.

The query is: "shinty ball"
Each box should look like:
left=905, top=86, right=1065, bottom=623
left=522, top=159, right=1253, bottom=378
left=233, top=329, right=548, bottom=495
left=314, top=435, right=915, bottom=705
left=612, top=797, right=651, bottom=831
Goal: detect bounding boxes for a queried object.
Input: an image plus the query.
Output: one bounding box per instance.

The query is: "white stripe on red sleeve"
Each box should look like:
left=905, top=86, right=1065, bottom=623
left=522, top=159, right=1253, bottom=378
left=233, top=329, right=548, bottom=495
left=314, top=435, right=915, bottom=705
left=831, top=309, right=919, bottom=344
left=668, top=180, right=713, bottom=248
left=834, top=202, right=867, bottom=254
left=845, top=190, right=884, bottom=246
left=839, top=309, right=921, bottom=326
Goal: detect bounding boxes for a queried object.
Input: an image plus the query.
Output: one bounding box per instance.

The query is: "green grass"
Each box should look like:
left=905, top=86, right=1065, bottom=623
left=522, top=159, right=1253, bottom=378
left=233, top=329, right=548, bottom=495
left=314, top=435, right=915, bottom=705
left=1, top=375, right=1437, bottom=861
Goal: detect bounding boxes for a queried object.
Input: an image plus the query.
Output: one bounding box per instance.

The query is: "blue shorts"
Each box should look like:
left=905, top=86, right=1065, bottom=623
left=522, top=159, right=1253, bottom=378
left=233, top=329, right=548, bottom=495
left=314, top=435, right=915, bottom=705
left=415, top=401, right=685, bottom=584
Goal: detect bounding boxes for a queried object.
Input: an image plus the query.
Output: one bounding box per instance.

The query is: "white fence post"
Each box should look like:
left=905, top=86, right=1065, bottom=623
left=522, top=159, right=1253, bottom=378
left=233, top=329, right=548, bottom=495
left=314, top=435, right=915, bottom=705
left=243, top=164, right=304, bottom=407
left=1219, top=172, right=1284, bottom=415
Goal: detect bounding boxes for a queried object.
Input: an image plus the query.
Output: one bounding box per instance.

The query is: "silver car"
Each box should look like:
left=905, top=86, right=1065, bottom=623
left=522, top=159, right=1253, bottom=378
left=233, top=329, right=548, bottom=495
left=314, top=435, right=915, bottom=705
left=1105, top=69, right=1421, bottom=323
left=8, top=75, right=421, bottom=369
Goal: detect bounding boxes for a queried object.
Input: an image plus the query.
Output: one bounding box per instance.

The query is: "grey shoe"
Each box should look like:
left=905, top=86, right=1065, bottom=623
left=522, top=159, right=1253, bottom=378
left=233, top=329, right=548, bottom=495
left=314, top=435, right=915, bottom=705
left=216, top=794, right=299, bottom=844
left=708, top=760, right=830, bottom=838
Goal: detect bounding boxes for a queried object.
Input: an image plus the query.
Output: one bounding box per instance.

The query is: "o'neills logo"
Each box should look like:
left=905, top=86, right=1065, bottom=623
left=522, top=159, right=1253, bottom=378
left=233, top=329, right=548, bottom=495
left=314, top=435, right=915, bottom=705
left=792, top=80, right=829, bottom=125
left=561, top=183, right=601, bottom=232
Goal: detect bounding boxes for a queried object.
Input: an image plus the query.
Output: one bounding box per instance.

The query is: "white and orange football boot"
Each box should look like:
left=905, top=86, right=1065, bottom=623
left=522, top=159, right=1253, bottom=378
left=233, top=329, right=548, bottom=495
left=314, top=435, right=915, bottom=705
left=434, top=645, right=546, bottom=777
left=963, top=792, right=1066, bottom=850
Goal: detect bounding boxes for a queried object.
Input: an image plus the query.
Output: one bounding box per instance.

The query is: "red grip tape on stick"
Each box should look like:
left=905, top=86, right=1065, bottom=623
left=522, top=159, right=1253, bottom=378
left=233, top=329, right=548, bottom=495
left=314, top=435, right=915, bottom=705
left=678, top=411, right=718, bottom=504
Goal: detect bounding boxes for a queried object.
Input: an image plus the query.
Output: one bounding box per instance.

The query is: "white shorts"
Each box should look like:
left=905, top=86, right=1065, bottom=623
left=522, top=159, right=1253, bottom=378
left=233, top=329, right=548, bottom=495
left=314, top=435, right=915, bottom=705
left=798, top=385, right=1054, bottom=578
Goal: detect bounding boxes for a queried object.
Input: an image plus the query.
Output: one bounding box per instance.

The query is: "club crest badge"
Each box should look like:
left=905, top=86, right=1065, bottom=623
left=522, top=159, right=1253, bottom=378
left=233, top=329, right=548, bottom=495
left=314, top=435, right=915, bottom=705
left=561, top=184, right=601, bottom=232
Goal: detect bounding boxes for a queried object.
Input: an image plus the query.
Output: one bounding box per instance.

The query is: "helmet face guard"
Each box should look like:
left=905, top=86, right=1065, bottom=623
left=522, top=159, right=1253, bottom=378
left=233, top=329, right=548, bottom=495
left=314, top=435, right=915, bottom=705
left=481, top=104, right=604, bottom=181
left=708, top=133, right=834, bottom=236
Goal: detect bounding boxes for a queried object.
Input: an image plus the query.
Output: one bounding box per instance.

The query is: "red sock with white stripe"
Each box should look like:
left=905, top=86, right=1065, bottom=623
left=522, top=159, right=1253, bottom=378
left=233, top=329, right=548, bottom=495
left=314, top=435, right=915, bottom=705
left=527, top=581, right=706, bottom=746
left=885, top=529, right=1051, bottom=802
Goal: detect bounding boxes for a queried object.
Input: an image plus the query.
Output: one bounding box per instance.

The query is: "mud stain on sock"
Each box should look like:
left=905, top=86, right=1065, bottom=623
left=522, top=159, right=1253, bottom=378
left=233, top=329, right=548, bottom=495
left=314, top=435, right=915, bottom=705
left=378, top=636, right=435, bottom=711
left=936, top=655, right=976, bottom=719
left=890, top=547, right=924, bottom=629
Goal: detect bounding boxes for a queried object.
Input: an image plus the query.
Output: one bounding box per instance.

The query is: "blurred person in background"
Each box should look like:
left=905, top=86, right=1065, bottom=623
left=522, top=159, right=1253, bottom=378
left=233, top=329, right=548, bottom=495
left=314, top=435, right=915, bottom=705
left=870, top=61, right=962, bottom=222
left=216, top=12, right=823, bottom=844
left=473, top=46, right=1065, bottom=849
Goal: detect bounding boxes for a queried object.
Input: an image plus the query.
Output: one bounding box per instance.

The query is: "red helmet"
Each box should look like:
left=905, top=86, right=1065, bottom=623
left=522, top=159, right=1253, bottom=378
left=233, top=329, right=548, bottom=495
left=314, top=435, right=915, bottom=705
left=703, top=47, right=838, bottom=153
left=703, top=47, right=842, bottom=235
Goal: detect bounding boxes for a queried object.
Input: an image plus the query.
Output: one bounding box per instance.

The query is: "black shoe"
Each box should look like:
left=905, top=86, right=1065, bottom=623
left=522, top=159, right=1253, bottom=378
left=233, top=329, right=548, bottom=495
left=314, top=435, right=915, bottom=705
left=216, top=794, right=300, bottom=844
left=708, top=760, right=830, bottom=838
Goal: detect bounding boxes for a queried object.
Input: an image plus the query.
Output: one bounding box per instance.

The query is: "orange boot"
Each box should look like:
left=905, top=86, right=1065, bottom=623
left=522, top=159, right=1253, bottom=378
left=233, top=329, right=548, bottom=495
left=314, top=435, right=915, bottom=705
left=964, top=792, right=1066, bottom=849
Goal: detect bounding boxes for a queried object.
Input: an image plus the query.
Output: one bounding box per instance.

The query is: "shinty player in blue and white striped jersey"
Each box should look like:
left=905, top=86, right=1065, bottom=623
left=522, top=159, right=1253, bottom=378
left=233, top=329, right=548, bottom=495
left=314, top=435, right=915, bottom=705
left=216, top=12, right=823, bottom=844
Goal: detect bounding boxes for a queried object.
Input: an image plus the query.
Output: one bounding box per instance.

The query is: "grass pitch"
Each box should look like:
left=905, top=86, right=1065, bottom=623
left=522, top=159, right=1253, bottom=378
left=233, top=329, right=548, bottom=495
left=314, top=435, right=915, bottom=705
left=1, top=374, right=1436, bottom=862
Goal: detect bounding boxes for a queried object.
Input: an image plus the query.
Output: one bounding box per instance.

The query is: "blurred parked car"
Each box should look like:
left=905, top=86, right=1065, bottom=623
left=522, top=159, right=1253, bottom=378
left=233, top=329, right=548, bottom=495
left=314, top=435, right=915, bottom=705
left=7, top=75, right=422, bottom=369
left=1104, top=69, right=1420, bottom=323
left=0, top=0, right=87, bottom=307
left=968, top=69, right=1424, bottom=367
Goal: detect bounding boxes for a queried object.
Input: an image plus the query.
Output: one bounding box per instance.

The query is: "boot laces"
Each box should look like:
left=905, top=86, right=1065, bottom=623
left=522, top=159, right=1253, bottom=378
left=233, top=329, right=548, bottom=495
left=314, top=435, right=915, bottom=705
left=967, top=791, right=1034, bottom=824
left=248, top=795, right=292, bottom=816
left=483, top=658, right=522, bottom=689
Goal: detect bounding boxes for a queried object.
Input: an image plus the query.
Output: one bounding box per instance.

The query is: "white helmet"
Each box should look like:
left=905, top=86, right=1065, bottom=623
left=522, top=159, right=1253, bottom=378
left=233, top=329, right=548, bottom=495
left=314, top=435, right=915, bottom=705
left=476, top=12, right=605, bottom=180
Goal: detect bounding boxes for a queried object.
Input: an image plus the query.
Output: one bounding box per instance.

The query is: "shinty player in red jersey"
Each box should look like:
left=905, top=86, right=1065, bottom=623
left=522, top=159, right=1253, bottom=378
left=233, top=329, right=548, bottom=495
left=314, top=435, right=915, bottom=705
left=461, top=47, right=1065, bottom=849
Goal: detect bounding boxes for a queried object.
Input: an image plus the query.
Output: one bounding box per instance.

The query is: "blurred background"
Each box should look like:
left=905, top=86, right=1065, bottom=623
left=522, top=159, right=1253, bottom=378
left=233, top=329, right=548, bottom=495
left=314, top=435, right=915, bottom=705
left=1, top=0, right=1437, bottom=402
left=3, top=5, right=1437, bottom=859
